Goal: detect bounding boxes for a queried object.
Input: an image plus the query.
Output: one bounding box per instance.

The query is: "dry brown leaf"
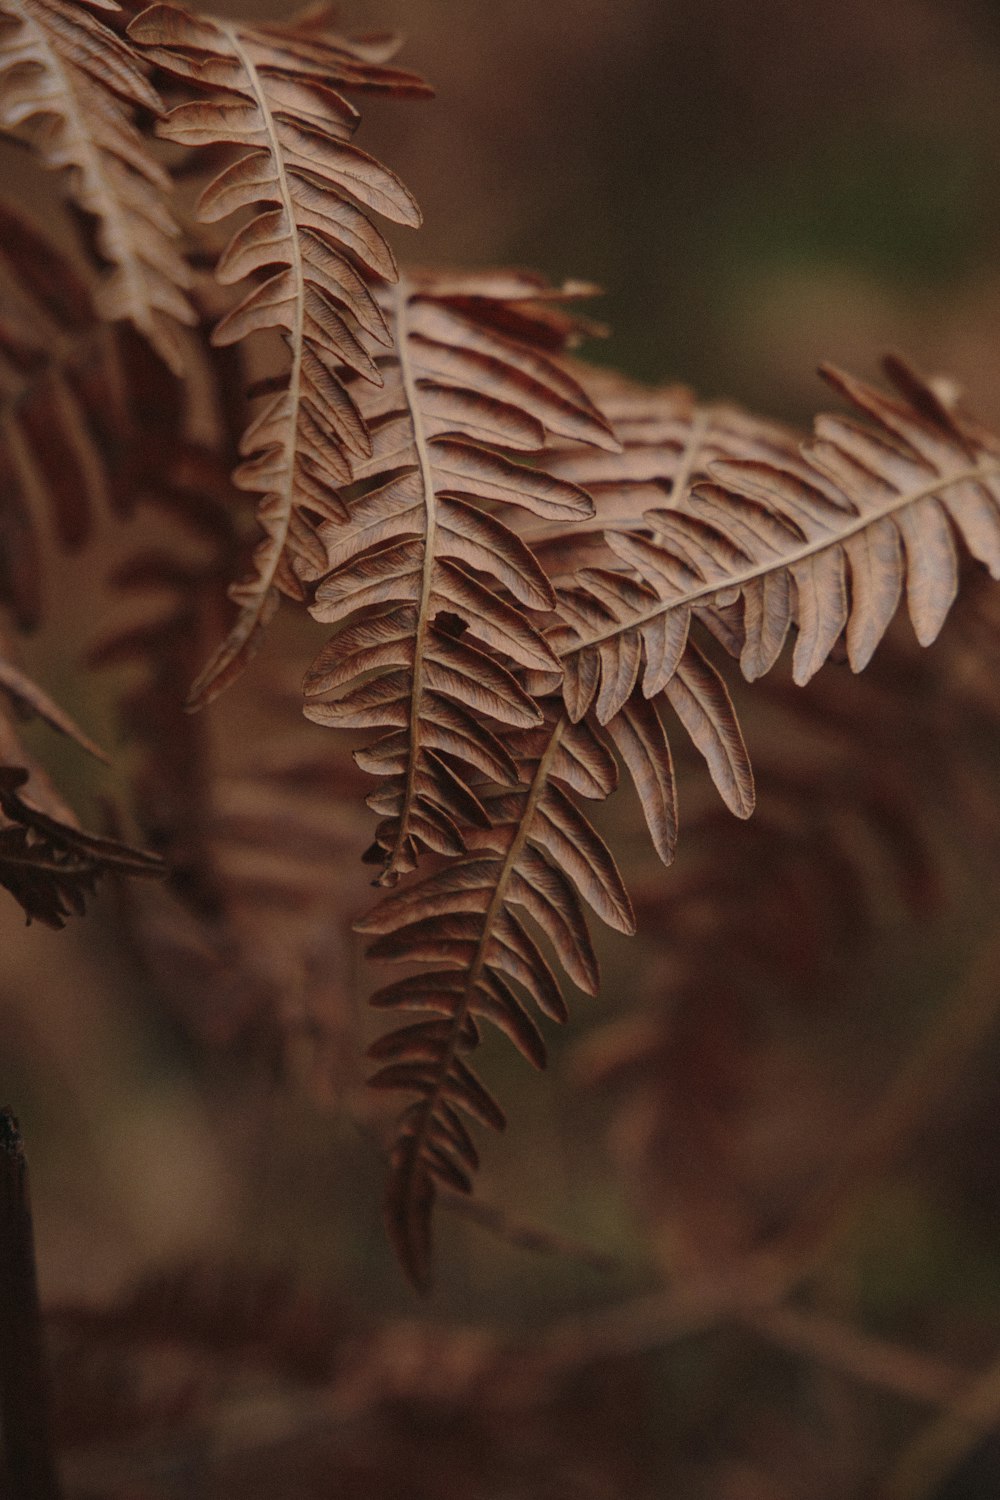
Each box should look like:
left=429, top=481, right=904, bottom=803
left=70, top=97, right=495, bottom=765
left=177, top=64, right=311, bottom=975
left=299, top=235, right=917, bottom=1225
left=356, top=702, right=632, bottom=1289
left=551, top=358, right=1000, bottom=824
left=301, top=271, right=617, bottom=888
left=0, top=765, right=162, bottom=927
left=0, top=0, right=195, bottom=370
left=127, top=2, right=430, bottom=706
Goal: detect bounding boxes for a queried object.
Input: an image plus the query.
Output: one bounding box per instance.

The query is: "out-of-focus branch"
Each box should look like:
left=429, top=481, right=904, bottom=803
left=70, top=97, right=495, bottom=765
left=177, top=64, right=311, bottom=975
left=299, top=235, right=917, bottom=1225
left=742, top=1303, right=967, bottom=1409
left=439, top=1191, right=619, bottom=1276
left=522, top=919, right=1000, bottom=1411
left=879, top=1355, right=1000, bottom=1500
left=775, top=920, right=1000, bottom=1277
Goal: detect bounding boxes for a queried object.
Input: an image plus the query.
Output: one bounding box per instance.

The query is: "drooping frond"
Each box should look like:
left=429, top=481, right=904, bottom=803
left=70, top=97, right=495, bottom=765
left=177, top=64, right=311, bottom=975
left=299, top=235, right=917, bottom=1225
left=0, top=202, right=173, bottom=927
left=127, top=3, right=431, bottom=707
left=301, top=271, right=619, bottom=887
left=0, top=0, right=195, bottom=370
left=86, top=445, right=242, bottom=901
left=0, top=201, right=182, bottom=629
left=353, top=360, right=817, bottom=1284
left=356, top=702, right=633, bottom=1288
left=0, top=765, right=162, bottom=927
left=550, top=358, right=1000, bottom=822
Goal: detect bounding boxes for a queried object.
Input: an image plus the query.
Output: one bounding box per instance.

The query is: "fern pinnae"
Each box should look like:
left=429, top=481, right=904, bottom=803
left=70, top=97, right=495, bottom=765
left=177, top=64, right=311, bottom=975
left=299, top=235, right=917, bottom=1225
left=358, top=705, right=636, bottom=1288
left=548, top=360, right=1000, bottom=818
left=358, top=370, right=836, bottom=1283
left=526, top=377, right=801, bottom=579
left=192, top=18, right=329, bottom=710
left=363, top=719, right=564, bottom=1289
left=0, top=0, right=195, bottom=371
left=302, top=272, right=619, bottom=887
left=127, top=3, right=428, bottom=708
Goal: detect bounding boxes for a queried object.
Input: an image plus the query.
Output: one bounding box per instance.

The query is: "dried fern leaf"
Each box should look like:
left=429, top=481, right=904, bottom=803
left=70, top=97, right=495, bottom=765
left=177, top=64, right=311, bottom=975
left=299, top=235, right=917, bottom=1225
left=552, top=358, right=1000, bottom=817
left=526, top=374, right=802, bottom=578
left=127, top=3, right=430, bottom=707
left=302, top=271, right=618, bottom=887
left=355, top=364, right=816, bottom=1283
left=529, top=372, right=805, bottom=848
left=0, top=765, right=162, bottom=927
left=0, top=0, right=195, bottom=371
left=356, top=703, right=633, bottom=1288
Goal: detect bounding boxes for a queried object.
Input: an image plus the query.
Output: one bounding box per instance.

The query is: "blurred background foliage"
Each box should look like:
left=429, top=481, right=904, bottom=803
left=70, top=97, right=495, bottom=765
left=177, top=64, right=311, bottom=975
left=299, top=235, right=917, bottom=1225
left=6, top=0, right=1000, bottom=1495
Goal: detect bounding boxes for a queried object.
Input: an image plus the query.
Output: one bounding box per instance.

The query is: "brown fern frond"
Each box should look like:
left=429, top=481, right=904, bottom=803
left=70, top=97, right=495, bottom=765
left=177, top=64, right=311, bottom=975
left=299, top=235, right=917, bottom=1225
left=355, top=701, right=632, bottom=1288
left=0, top=765, right=162, bottom=927
left=86, top=445, right=242, bottom=901
left=127, top=3, right=431, bottom=707
left=0, top=202, right=176, bottom=927
left=354, top=363, right=818, bottom=1284
left=526, top=370, right=802, bottom=578
left=301, top=271, right=618, bottom=887
left=555, top=357, right=1000, bottom=735
left=0, top=0, right=195, bottom=371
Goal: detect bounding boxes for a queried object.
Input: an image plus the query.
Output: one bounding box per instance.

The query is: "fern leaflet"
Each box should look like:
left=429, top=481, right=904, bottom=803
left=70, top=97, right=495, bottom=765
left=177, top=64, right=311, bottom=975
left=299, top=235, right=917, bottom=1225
left=300, top=271, right=618, bottom=886
left=0, top=0, right=195, bottom=370
left=127, top=2, right=429, bottom=706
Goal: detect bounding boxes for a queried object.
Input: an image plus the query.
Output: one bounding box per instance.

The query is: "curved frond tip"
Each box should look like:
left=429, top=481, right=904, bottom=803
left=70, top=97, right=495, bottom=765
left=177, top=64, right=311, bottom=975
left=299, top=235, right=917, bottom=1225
left=356, top=707, right=633, bottom=1288
left=553, top=356, right=1000, bottom=768
left=126, top=2, right=429, bottom=707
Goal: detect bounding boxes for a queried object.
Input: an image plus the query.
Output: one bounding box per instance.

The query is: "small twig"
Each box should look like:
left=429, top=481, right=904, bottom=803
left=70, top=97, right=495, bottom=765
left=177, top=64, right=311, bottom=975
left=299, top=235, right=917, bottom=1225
left=0, top=1108, right=62, bottom=1500
left=741, top=1303, right=968, bottom=1410
left=519, top=1253, right=788, bottom=1390
left=439, top=1191, right=619, bottom=1276
left=879, top=1355, right=1000, bottom=1500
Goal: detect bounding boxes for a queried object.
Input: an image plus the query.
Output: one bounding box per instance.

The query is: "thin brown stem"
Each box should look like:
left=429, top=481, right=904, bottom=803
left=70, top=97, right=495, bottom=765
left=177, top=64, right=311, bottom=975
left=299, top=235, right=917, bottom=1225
left=880, top=1356, right=1000, bottom=1500
left=741, top=1304, right=968, bottom=1409
left=0, top=1108, right=61, bottom=1500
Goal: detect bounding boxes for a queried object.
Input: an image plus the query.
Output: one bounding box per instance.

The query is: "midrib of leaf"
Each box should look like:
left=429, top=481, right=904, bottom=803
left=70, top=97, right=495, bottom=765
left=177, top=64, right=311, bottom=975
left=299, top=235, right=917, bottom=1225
left=394, top=717, right=566, bottom=1223
left=0, top=851, right=91, bottom=874
left=658, top=407, right=712, bottom=520
left=564, top=458, right=1000, bottom=657
left=223, top=26, right=305, bottom=621
left=384, top=278, right=437, bottom=883
left=16, top=0, right=150, bottom=337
